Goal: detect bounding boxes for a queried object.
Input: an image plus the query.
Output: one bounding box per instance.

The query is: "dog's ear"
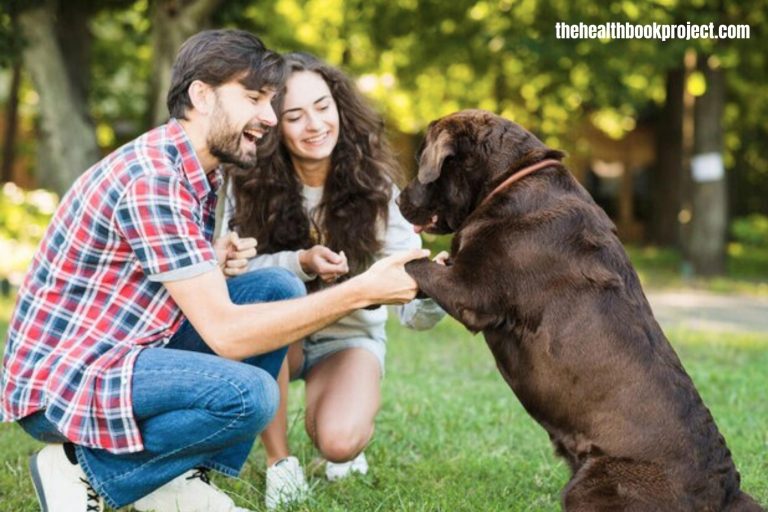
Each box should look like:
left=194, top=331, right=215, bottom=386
left=418, top=130, right=454, bottom=184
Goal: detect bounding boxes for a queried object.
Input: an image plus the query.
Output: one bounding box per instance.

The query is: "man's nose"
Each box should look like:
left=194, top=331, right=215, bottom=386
left=259, top=104, right=277, bottom=127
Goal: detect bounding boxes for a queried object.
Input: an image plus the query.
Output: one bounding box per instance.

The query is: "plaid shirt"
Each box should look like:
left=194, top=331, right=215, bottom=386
left=1, top=119, right=221, bottom=453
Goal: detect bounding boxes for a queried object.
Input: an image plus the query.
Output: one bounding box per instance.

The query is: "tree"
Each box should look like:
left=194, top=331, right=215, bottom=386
left=689, top=54, right=727, bottom=275
left=3, top=0, right=223, bottom=193
left=148, top=0, right=226, bottom=126
left=17, top=1, right=100, bottom=195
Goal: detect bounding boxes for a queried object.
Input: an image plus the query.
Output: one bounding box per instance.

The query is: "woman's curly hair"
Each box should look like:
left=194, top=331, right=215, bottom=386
left=228, top=52, right=402, bottom=277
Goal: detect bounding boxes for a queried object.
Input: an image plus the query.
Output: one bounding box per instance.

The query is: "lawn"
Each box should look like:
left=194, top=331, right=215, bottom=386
left=0, top=294, right=766, bottom=511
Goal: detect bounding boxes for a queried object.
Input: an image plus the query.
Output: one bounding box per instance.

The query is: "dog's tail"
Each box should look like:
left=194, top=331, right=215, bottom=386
left=724, top=491, right=765, bottom=512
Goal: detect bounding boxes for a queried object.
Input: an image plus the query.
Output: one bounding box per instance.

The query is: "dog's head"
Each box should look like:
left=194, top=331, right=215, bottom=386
left=398, top=109, right=564, bottom=234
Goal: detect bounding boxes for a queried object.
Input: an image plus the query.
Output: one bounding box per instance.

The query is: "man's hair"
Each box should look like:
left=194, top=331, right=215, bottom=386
left=167, top=29, right=287, bottom=119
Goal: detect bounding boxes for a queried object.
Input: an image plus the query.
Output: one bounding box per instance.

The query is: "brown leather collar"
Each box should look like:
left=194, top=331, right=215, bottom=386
left=477, top=158, right=562, bottom=210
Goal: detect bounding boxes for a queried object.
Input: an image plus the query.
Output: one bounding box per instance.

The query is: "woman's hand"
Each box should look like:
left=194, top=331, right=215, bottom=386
left=432, top=251, right=451, bottom=266
left=299, top=245, right=349, bottom=282
left=214, top=232, right=258, bottom=277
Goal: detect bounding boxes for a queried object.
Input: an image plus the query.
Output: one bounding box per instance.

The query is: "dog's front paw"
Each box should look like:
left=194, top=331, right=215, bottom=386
left=405, top=258, right=434, bottom=300
left=404, top=257, right=432, bottom=275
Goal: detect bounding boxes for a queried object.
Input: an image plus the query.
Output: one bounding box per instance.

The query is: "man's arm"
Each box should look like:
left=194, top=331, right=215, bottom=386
left=164, top=249, right=429, bottom=360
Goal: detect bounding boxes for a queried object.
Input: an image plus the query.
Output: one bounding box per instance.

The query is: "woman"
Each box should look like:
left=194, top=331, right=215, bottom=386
left=222, top=52, right=445, bottom=509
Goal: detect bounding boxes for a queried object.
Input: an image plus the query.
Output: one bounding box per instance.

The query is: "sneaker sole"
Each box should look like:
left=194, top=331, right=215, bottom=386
left=29, top=452, right=50, bottom=512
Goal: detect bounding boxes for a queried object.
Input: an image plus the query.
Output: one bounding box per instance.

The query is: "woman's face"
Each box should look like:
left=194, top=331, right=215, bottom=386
left=280, top=70, right=340, bottom=165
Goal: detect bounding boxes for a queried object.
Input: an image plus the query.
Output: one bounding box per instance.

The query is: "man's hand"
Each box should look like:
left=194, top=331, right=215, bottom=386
left=163, top=247, right=429, bottom=360
left=354, top=249, right=430, bottom=305
left=298, top=245, right=349, bottom=282
left=214, top=232, right=258, bottom=277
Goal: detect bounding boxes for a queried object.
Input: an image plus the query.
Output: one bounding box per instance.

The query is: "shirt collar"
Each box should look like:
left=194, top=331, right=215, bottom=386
left=167, top=118, right=222, bottom=199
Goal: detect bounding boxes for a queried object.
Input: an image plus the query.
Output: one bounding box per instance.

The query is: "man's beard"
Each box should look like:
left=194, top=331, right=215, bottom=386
left=207, top=108, right=262, bottom=169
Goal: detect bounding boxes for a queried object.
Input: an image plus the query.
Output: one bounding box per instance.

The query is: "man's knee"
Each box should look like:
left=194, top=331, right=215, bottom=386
left=239, top=366, right=280, bottom=433
left=227, top=268, right=306, bottom=306
left=205, top=364, right=280, bottom=435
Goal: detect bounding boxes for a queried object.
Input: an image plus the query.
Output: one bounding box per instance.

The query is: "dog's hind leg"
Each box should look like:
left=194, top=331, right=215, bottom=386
left=562, top=457, right=687, bottom=512
left=723, top=492, right=766, bottom=512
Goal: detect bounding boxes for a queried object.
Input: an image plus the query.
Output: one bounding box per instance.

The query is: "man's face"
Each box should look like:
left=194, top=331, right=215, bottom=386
left=207, top=81, right=277, bottom=169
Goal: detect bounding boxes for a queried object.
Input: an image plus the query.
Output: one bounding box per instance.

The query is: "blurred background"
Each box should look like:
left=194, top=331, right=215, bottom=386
left=0, top=0, right=766, bottom=289
left=1, top=2, right=767, bottom=509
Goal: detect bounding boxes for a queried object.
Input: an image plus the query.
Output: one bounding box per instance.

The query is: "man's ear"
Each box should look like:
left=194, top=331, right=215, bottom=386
left=188, top=80, right=214, bottom=116
left=418, top=130, right=454, bottom=184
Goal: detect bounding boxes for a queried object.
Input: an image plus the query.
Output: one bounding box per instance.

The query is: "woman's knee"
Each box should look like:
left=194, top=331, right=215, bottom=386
left=314, top=423, right=374, bottom=463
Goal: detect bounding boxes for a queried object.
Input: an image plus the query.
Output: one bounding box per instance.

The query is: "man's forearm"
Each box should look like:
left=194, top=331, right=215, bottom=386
left=164, top=249, right=427, bottom=360
left=212, top=277, right=371, bottom=359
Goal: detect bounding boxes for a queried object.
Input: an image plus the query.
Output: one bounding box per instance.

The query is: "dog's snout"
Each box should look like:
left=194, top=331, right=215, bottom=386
left=398, top=182, right=433, bottom=226
left=399, top=182, right=427, bottom=210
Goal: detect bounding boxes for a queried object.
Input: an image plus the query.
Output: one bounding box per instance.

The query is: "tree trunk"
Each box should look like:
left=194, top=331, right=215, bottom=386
left=649, top=67, right=684, bottom=247
left=1, top=59, right=22, bottom=183
left=689, top=56, right=727, bottom=276
left=56, top=2, right=92, bottom=102
left=148, top=0, right=225, bottom=127
left=17, top=2, right=100, bottom=195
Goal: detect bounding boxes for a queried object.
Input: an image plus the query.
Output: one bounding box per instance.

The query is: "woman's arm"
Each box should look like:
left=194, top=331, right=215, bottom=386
left=218, top=177, right=317, bottom=281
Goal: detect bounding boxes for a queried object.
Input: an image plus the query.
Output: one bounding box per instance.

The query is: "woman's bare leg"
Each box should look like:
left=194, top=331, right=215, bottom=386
left=261, top=343, right=305, bottom=465
left=304, top=348, right=381, bottom=462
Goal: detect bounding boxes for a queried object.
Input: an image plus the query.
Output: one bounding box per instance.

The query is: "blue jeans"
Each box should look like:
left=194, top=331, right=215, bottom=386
left=18, top=268, right=306, bottom=508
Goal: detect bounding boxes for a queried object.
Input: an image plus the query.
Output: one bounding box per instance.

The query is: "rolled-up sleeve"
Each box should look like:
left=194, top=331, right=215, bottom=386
left=114, top=173, right=217, bottom=282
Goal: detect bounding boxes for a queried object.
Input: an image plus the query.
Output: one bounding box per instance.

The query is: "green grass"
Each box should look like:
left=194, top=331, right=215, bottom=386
left=0, top=294, right=766, bottom=510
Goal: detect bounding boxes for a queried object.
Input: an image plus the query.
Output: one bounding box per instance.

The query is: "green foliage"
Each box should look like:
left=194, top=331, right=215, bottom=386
left=3, top=0, right=768, bottom=214
left=731, top=214, right=768, bottom=249
left=0, top=183, right=56, bottom=279
left=88, top=1, right=153, bottom=145
left=0, top=6, right=23, bottom=69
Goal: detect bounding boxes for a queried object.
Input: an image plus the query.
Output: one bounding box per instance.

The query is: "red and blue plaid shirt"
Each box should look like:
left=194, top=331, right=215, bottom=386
left=1, top=119, right=221, bottom=453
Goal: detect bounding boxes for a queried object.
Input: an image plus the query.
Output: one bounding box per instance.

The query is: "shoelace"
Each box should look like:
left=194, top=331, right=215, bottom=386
left=79, top=477, right=102, bottom=512
left=186, top=467, right=212, bottom=485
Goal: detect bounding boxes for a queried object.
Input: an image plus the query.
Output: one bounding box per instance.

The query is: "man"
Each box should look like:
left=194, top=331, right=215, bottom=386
left=0, top=29, right=427, bottom=512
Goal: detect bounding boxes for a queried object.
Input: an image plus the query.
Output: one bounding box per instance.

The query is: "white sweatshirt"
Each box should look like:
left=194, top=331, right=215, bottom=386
left=219, top=182, right=445, bottom=343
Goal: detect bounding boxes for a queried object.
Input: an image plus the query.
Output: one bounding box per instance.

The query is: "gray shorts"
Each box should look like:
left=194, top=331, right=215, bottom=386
left=295, top=337, right=386, bottom=380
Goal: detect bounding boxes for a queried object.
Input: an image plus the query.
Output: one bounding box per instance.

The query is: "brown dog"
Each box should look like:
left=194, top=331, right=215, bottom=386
left=398, top=110, right=763, bottom=511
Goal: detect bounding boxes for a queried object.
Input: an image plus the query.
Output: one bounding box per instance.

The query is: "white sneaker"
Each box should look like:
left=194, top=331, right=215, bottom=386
left=325, top=452, right=368, bottom=482
left=265, top=456, right=309, bottom=510
left=29, top=444, right=104, bottom=512
left=133, top=468, right=252, bottom=512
